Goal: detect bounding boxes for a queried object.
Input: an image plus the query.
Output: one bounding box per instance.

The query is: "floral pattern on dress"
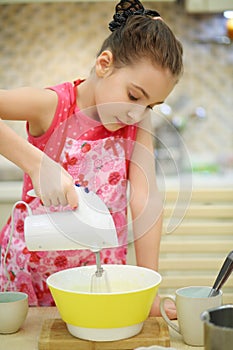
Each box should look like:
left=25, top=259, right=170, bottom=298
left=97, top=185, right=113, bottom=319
left=0, top=136, right=129, bottom=306
left=60, top=136, right=128, bottom=216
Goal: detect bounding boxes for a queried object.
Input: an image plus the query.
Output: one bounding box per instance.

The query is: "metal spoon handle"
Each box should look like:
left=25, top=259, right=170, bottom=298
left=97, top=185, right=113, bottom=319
left=209, top=251, right=233, bottom=297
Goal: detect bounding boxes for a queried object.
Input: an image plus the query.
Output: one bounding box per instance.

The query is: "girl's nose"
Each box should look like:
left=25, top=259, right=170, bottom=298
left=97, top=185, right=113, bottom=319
left=127, top=106, right=147, bottom=124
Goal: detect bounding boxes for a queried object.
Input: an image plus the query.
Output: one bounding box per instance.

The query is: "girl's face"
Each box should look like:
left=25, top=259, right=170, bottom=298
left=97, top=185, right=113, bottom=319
left=93, top=51, right=177, bottom=131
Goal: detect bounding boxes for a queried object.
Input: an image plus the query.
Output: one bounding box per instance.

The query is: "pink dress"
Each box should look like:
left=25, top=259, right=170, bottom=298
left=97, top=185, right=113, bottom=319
left=0, top=80, right=137, bottom=306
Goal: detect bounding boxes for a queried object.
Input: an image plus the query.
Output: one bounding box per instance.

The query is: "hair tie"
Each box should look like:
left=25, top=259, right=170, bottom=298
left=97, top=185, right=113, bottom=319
left=109, top=0, right=161, bottom=32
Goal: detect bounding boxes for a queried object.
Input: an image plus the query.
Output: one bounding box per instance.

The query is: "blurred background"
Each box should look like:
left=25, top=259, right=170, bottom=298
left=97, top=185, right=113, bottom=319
left=0, top=0, right=233, bottom=302
left=0, top=0, right=233, bottom=180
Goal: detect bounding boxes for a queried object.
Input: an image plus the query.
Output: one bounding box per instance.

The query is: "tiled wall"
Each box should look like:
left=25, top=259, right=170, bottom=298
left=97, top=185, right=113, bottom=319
left=0, top=1, right=232, bottom=179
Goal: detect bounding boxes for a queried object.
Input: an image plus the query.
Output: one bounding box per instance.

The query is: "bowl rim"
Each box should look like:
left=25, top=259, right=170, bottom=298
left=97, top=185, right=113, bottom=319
left=46, top=264, right=162, bottom=296
left=0, top=291, right=28, bottom=303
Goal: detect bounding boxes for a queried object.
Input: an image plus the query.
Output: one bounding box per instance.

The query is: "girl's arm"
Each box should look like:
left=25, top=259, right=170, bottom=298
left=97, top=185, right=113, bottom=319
left=0, top=88, right=78, bottom=207
left=0, top=87, right=58, bottom=134
left=129, top=114, right=162, bottom=271
left=128, top=114, right=176, bottom=319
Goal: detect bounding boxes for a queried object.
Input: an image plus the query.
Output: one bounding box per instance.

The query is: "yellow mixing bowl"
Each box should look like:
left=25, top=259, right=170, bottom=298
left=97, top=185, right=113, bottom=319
left=47, top=264, right=161, bottom=341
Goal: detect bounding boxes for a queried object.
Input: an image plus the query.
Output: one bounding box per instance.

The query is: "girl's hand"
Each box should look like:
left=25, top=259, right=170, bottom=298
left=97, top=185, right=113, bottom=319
left=30, top=153, right=78, bottom=208
left=149, top=294, right=177, bottom=320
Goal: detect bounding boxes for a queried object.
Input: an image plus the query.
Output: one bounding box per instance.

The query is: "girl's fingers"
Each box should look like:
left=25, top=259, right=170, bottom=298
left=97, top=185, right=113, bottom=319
left=66, top=186, right=79, bottom=209
left=58, top=192, right=68, bottom=207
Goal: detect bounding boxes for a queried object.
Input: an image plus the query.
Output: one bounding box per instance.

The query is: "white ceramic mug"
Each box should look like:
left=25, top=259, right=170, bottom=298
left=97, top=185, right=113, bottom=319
left=160, top=286, right=222, bottom=346
left=0, top=291, right=28, bottom=334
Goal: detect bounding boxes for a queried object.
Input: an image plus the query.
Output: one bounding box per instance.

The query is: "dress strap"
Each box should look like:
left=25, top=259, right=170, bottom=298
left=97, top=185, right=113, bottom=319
left=54, top=79, right=84, bottom=162
left=71, top=79, right=85, bottom=116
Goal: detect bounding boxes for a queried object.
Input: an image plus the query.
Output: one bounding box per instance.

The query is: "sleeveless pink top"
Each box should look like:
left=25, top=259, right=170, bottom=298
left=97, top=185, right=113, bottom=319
left=0, top=80, right=138, bottom=305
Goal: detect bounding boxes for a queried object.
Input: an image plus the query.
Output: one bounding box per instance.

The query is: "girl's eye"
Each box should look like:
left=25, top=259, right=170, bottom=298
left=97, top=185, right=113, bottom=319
left=128, top=93, right=138, bottom=101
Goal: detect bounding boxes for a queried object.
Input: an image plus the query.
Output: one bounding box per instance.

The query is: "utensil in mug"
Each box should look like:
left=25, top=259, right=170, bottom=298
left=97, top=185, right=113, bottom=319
left=201, top=304, right=233, bottom=350
left=208, top=250, right=233, bottom=297
left=160, top=286, right=222, bottom=346
left=0, top=292, right=28, bottom=334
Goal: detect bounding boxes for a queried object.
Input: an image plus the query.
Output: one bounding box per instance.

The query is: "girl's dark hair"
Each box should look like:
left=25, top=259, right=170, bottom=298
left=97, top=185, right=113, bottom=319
left=97, top=2, right=183, bottom=78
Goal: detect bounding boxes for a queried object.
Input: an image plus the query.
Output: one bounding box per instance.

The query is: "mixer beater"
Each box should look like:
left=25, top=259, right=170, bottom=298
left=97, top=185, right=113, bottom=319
left=90, top=251, right=112, bottom=293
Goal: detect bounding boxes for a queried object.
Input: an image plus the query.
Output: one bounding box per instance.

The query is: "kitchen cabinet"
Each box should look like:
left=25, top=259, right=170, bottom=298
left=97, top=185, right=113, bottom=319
left=158, top=185, right=233, bottom=304
left=185, top=0, right=233, bottom=13
left=127, top=175, right=233, bottom=304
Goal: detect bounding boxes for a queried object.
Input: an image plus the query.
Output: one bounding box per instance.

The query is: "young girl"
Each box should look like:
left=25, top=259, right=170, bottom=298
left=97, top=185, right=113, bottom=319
left=0, top=0, right=183, bottom=318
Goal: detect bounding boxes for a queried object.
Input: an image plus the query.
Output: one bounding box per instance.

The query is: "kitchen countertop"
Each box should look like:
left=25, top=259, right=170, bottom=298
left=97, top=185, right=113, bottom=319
left=0, top=307, right=204, bottom=350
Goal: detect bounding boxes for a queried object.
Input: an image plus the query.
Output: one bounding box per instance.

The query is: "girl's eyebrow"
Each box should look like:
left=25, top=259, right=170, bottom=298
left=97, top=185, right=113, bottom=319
left=131, top=83, right=164, bottom=106
left=131, top=83, right=149, bottom=99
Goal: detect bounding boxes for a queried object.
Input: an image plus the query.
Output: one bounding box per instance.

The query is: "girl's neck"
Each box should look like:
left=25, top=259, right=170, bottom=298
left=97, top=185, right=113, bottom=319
left=76, top=78, right=99, bottom=121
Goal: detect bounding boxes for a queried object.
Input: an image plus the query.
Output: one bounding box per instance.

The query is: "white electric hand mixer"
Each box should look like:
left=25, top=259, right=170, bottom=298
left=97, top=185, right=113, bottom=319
left=22, top=186, right=118, bottom=293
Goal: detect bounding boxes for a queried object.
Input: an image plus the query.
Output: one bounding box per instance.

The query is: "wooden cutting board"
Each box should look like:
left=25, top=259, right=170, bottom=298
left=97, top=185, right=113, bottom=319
left=38, top=317, right=170, bottom=350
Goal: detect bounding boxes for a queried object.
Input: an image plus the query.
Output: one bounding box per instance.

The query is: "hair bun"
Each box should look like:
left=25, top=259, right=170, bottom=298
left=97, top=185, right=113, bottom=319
left=109, top=0, right=160, bottom=32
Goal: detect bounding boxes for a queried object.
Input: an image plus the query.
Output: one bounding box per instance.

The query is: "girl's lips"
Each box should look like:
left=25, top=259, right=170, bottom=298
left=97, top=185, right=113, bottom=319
left=115, top=116, right=135, bottom=126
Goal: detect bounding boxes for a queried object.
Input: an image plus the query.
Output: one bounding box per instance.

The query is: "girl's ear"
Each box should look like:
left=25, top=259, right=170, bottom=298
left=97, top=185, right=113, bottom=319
left=95, top=50, right=114, bottom=77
